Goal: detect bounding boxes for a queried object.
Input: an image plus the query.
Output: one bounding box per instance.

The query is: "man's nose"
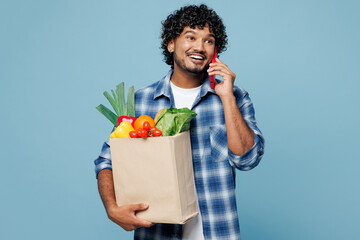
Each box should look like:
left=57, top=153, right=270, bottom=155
left=193, top=39, right=205, bottom=52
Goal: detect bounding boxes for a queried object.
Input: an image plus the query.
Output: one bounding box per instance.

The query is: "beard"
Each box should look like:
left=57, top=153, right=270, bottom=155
left=173, top=52, right=208, bottom=74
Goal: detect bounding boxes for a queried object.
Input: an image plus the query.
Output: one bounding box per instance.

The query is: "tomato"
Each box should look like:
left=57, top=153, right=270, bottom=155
left=152, top=128, right=162, bottom=137
left=134, top=115, right=155, bottom=131
left=129, top=131, right=138, bottom=138
left=140, top=129, right=148, bottom=138
left=143, top=121, right=151, bottom=131
left=137, top=128, right=143, bottom=136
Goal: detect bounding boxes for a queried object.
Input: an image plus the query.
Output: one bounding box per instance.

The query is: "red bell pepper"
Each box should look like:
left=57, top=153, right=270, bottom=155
left=117, top=116, right=136, bottom=128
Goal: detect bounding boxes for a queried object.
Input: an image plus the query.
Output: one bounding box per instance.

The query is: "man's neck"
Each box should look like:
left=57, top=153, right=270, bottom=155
left=170, top=67, right=206, bottom=89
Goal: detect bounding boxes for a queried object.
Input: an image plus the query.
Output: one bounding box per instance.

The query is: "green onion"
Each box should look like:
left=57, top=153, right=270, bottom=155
left=96, top=104, right=118, bottom=126
left=96, top=82, right=136, bottom=126
left=103, top=91, right=120, bottom=116
left=117, top=82, right=126, bottom=116
left=127, top=86, right=135, bottom=117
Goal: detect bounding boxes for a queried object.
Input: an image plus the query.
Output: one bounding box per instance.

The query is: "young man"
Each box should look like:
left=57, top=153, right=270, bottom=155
left=95, top=4, right=265, bottom=240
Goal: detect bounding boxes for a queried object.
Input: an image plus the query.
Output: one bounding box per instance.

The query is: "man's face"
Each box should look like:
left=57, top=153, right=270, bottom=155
left=168, top=25, right=216, bottom=75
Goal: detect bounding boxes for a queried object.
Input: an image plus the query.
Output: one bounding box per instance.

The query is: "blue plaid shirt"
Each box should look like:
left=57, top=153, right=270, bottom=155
left=94, top=70, right=265, bottom=240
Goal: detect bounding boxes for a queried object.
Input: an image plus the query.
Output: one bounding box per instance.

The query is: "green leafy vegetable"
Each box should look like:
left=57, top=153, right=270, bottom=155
left=111, top=90, right=118, bottom=109
left=155, top=107, right=197, bottom=136
left=103, top=91, right=120, bottom=116
left=117, top=82, right=126, bottom=116
left=96, top=82, right=135, bottom=126
left=96, top=104, right=118, bottom=126
left=127, top=86, right=135, bottom=117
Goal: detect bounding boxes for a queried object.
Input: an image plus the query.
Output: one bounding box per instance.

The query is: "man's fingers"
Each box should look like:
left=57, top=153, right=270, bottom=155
left=107, top=204, right=153, bottom=231
left=208, top=70, right=226, bottom=78
left=130, top=203, right=149, bottom=211
left=211, top=58, right=232, bottom=71
left=215, top=58, right=229, bottom=69
left=209, top=64, right=231, bottom=73
left=208, top=66, right=231, bottom=75
left=129, top=203, right=153, bottom=227
left=134, top=218, right=154, bottom=228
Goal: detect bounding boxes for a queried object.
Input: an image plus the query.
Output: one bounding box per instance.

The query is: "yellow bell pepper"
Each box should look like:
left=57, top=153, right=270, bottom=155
left=111, top=121, right=135, bottom=138
left=109, top=132, right=117, bottom=139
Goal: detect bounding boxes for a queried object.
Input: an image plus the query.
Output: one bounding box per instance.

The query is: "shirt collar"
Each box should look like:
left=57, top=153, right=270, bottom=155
left=153, top=70, right=173, bottom=100
left=153, top=69, right=216, bottom=100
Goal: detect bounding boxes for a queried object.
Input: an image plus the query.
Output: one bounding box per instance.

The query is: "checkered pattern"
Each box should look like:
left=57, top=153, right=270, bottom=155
left=94, top=70, right=265, bottom=240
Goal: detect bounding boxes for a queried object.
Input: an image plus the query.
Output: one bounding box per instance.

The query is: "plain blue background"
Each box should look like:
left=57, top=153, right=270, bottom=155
left=1, top=0, right=359, bottom=239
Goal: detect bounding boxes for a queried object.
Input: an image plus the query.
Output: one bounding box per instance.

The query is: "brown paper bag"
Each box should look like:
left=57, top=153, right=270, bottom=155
left=109, top=131, right=198, bottom=224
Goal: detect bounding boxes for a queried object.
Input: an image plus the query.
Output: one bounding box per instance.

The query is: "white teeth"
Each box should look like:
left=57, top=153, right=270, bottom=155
left=190, top=55, right=203, bottom=60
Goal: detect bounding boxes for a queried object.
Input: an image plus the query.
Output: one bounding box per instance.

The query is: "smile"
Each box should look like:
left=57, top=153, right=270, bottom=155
left=187, top=54, right=207, bottom=64
left=189, top=55, right=204, bottom=60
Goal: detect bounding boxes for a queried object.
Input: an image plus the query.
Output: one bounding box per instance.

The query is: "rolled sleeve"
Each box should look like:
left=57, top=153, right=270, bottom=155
left=228, top=133, right=265, bottom=170
left=94, top=140, right=112, bottom=178
left=227, top=87, right=265, bottom=170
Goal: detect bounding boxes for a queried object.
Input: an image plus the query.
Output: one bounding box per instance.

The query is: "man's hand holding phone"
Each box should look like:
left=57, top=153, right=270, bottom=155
left=207, top=57, right=236, bottom=99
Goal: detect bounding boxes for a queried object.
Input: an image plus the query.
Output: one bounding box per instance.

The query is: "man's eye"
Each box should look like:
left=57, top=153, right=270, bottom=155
left=206, top=39, right=214, bottom=44
left=187, top=36, right=195, bottom=40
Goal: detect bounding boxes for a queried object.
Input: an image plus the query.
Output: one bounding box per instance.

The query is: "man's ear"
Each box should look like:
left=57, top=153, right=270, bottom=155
left=167, top=40, right=174, bottom=53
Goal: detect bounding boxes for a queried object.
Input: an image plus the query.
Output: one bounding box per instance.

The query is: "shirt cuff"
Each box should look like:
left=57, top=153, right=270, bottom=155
left=94, top=157, right=112, bottom=179
left=228, top=134, right=265, bottom=171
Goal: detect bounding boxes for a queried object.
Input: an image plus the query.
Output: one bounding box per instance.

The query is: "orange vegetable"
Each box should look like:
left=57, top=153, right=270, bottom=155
left=154, top=108, right=163, bottom=123
left=134, top=115, right=155, bottom=131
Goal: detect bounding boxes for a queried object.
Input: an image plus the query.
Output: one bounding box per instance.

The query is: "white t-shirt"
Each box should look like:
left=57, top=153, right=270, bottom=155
left=170, top=81, right=205, bottom=240
left=170, top=81, right=202, bottom=109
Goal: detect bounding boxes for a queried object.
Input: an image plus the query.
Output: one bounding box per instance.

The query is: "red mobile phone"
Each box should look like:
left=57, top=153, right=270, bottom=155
left=210, top=46, right=218, bottom=89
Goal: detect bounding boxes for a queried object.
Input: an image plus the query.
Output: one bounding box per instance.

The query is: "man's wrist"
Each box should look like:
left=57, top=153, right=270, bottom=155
left=106, top=203, right=120, bottom=217
left=219, top=94, right=236, bottom=106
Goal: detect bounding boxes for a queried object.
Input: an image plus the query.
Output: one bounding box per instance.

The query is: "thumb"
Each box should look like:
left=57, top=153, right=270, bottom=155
left=131, top=203, right=149, bottom=211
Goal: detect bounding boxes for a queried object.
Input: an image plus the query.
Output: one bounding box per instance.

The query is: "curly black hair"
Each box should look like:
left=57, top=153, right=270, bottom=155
left=161, top=4, right=228, bottom=67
